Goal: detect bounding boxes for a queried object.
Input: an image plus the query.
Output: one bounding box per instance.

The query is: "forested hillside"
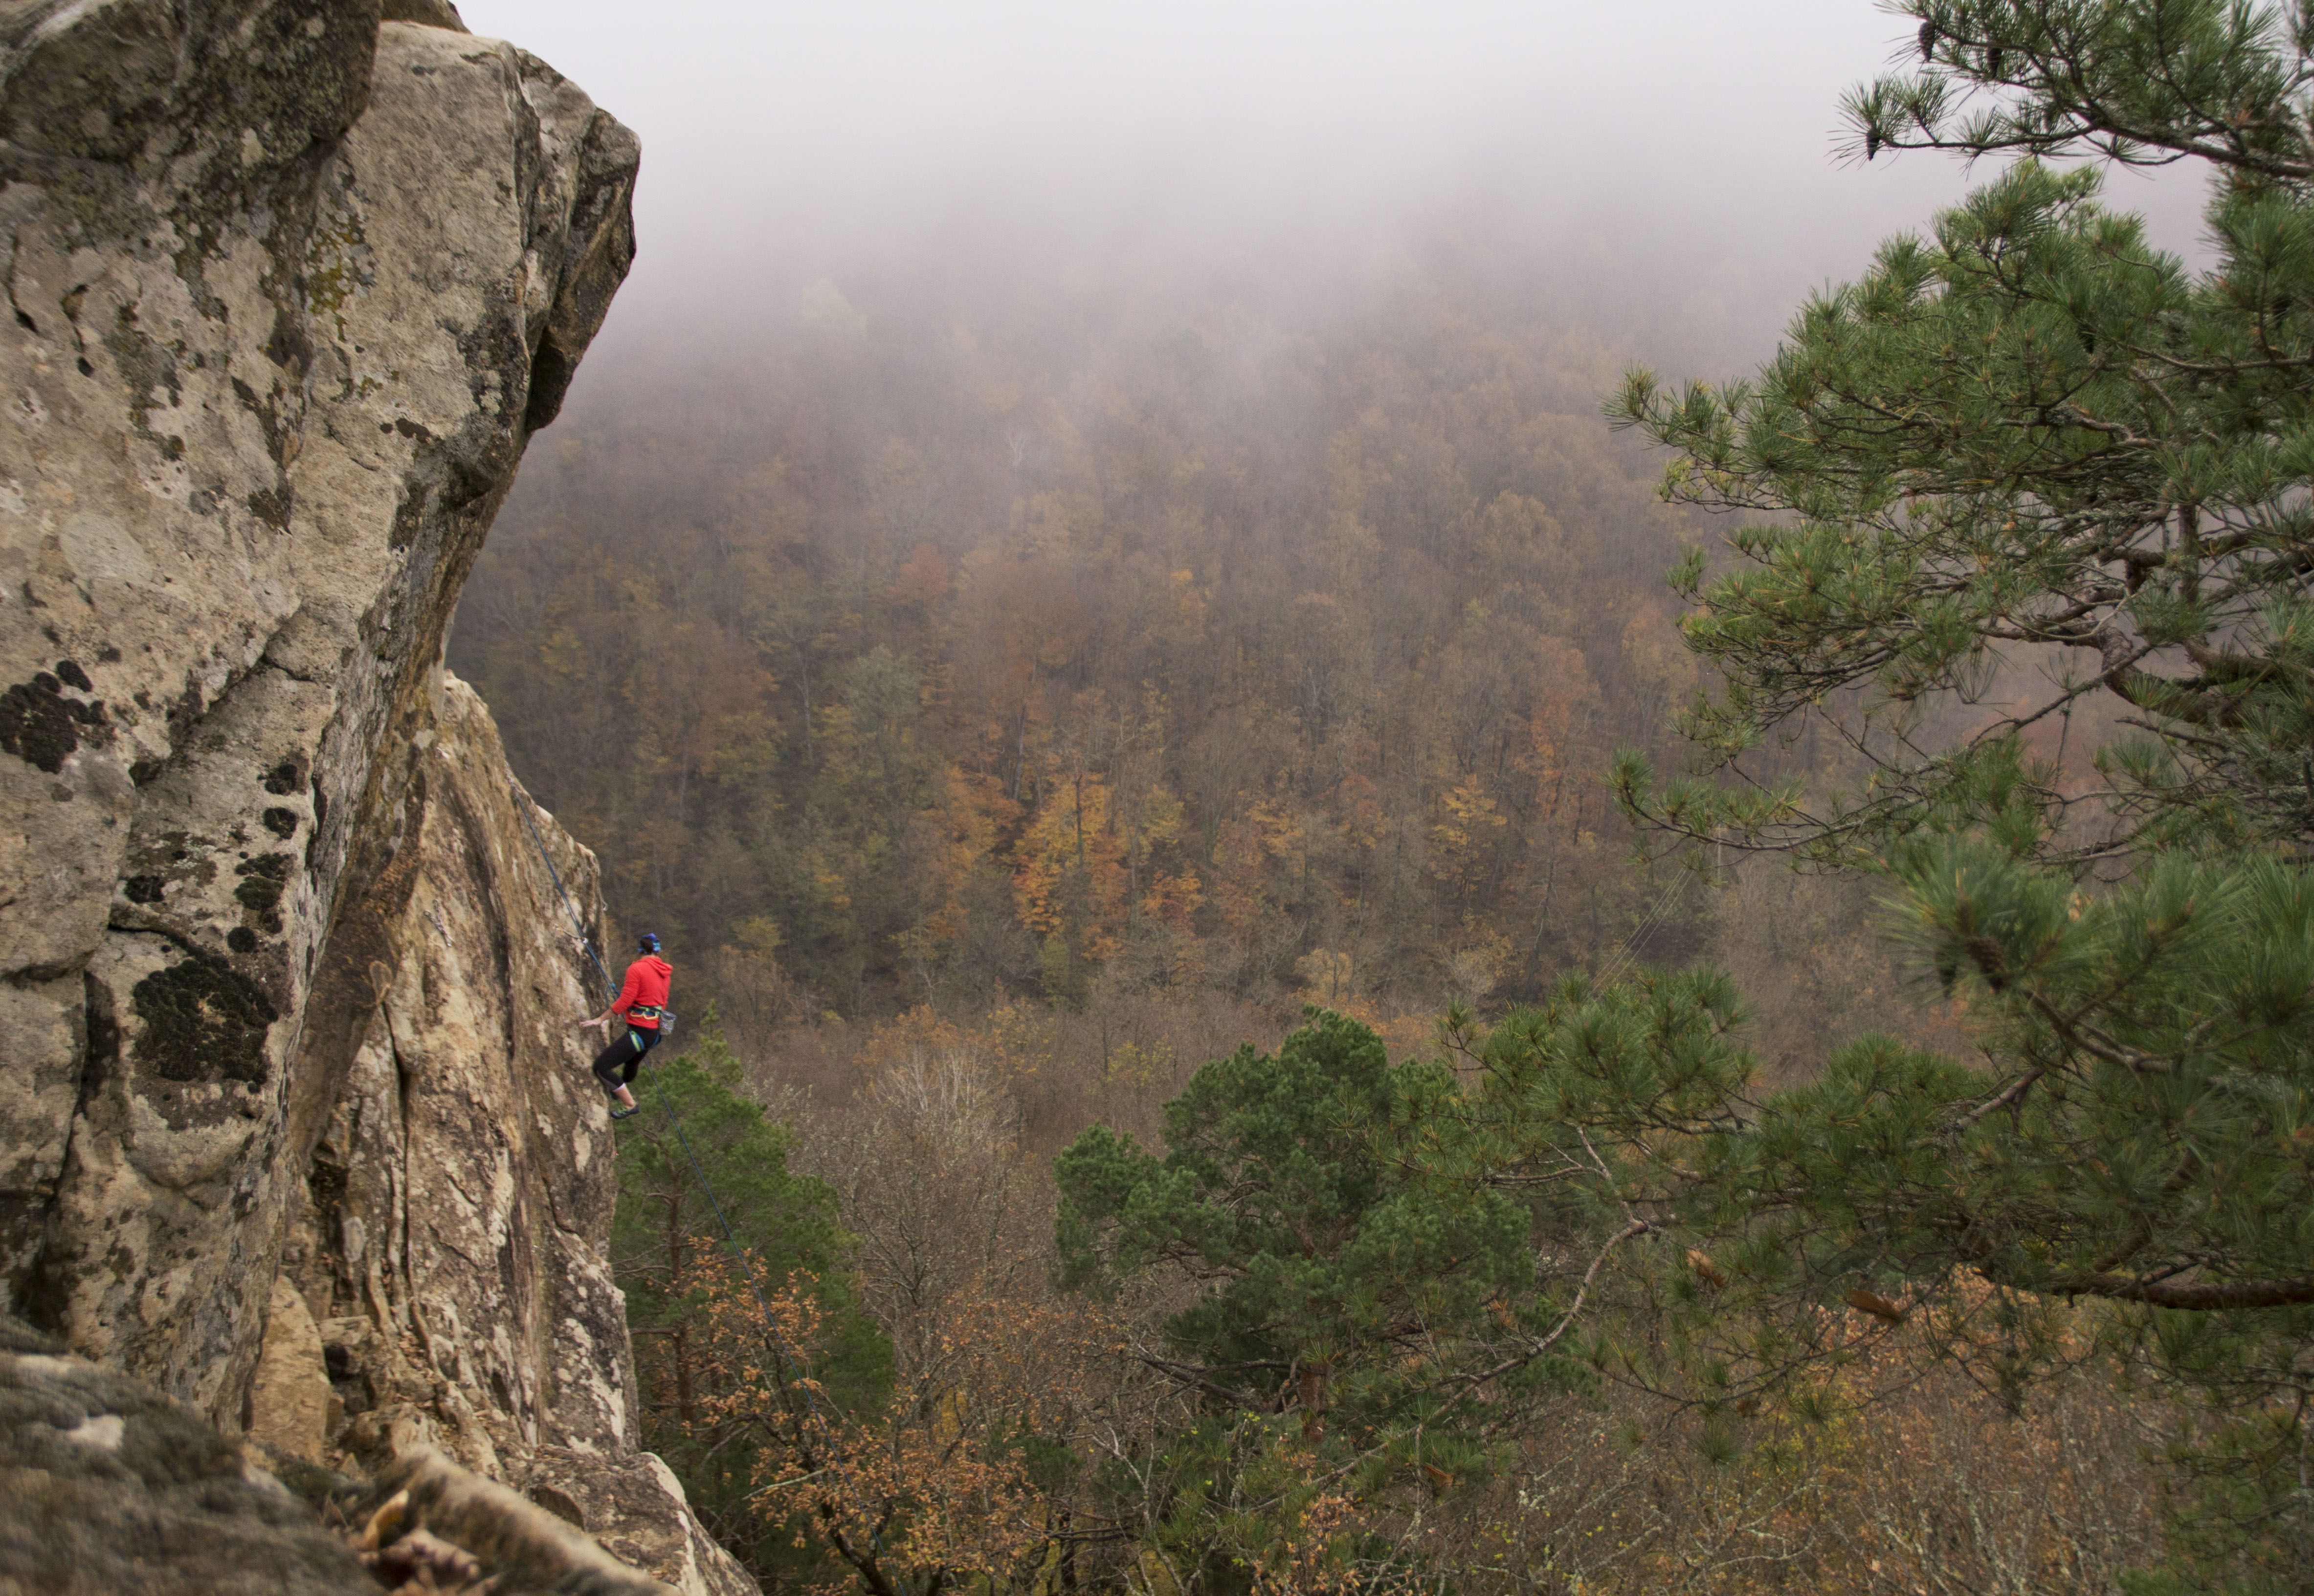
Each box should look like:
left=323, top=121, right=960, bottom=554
left=457, top=3, right=2314, bottom=1593
left=450, top=254, right=1741, bottom=1028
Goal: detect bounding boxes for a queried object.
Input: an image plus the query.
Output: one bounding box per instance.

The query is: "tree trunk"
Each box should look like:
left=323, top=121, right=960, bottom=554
left=1299, top=1366, right=1327, bottom=1441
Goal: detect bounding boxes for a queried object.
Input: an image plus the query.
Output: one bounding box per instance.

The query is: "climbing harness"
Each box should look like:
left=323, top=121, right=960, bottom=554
left=507, top=782, right=883, bottom=1555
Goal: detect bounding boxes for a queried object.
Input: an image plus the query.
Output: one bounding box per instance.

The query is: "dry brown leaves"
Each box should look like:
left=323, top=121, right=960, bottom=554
left=340, top=1489, right=496, bottom=1596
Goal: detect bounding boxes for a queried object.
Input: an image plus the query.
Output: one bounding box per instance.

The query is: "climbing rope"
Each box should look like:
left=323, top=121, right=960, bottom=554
left=507, top=782, right=861, bottom=1418
left=506, top=781, right=875, bottom=1544
left=508, top=781, right=785, bottom=1310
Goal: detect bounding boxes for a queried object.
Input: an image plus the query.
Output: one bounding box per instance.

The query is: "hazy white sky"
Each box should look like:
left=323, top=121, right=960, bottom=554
left=457, top=0, right=2210, bottom=358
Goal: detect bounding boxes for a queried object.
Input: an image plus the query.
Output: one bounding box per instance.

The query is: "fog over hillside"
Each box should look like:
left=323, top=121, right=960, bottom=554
left=445, top=0, right=2222, bottom=1040
left=424, top=11, right=2314, bottom=1591
left=464, top=0, right=2206, bottom=371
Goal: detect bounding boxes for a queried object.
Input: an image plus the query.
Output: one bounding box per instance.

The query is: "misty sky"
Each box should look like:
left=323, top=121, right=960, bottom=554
left=458, top=0, right=2211, bottom=366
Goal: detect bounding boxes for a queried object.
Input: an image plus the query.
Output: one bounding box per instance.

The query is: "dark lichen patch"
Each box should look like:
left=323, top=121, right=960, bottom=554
left=129, top=953, right=276, bottom=1086
left=166, top=684, right=204, bottom=744
left=246, top=483, right=292, bottom=529
left=320, top=1338, right=371, bottom=1419
left=458, top=293, right=529, bottom=416
left=307, top=1155, right=348, bottom=1240
left=83, top=972, right=119, bottom=1100
left=55, top=661, right=92, bottom=691
left=0, top=673, right=109, bottom=773
left=264, top=306, right=311, bottom=376
left=229, top=375, right=290, bottom=464
left=232, top=875, right=282, bottom=915
left=261, top=756, right=307, bottom=795
left=388, top=480, right=427, bottom=549
left=234, top=853, right=291, bottom=932
left=103, top=303, right=184, bottom=434
left=261, top=807, right=299, bottom=839
left=226, top=926, right=258, bottom=953
left=123, top=876, right=164, bottom=904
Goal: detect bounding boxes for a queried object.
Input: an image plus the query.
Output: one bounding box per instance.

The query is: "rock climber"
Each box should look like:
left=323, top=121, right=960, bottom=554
left=580, top=932, right=671, bottom=1120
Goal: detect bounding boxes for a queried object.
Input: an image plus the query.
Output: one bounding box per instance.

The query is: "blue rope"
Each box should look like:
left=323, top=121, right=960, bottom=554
left=509, top=787, right=899, bottom=1564
left=507, top=783, right=856, bottom=1450
left=509, top=783, right=764, bottom=1292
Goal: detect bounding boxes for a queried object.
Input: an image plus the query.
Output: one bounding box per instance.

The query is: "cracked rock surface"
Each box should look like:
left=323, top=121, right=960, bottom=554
left=0, top=1314, right=377, bottom=1596
left=0, top=1314, right=685, bottom=1595
left=282, top=676, right=753, bottom=1596
left=0, top=5, right=749, bottom=1593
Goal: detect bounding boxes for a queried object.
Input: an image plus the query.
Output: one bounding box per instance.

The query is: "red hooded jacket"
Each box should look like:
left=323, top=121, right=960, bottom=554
left=612, top=954, right=672, bottom=1030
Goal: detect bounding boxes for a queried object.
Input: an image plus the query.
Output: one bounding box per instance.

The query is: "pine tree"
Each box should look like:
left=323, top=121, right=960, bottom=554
left=1051, top=996, right=1753, bottom=1573
left=1602, top=4, right=2314, bottom=1585
left=611, top=1018, right=889, bottom=1581
left=1057, top=1011, right=1522, bottom=1458
left=1610, top=3, right=2314, bottom=863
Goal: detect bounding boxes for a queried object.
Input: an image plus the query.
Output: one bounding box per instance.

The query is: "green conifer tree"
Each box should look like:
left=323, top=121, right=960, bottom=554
left=1610, top=2, right=2314, bottom=863
left=1601, top=4, right=2314, bottom=1585
left=1052, top=993, right=1755, bottom=1579
left=612, top=1016, right=889, bottom=1581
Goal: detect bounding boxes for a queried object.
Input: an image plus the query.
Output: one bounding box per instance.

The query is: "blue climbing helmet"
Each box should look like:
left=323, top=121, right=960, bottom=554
left=638, top=931, right=660, bottom=954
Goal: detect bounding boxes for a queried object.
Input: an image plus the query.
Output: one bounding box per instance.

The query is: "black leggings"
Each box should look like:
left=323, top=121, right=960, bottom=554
left=592, top=1025, right=661, bottom=1093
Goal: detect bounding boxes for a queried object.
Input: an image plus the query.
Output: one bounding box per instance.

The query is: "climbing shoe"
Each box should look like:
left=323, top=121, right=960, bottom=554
left=609, top=1102, right=641, bottom=1121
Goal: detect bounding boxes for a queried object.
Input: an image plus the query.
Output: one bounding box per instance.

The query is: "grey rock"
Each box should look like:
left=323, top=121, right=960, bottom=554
left=287, top=676, right=755, bottom=1596
left=0, top=5, right=748, bottom=1594
left=0, top=1315, right=377, bottom=1596
left=248, top=1275, right=329, bottom=1463
left=367, top=1443, right=679, bottom=1596
left=0, top=4, right=639, bottom=1404
left=380, top=0, right=470, bottom=30
left=0, top=1315, right=694, bottom=1595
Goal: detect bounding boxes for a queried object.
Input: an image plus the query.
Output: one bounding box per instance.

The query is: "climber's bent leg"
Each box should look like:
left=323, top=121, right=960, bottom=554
left=592, top=1031, right=644, bottom=1093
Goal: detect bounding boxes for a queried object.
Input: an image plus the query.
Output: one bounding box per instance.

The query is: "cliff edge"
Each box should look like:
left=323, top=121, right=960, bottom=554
left=0, top=2, right=746, bottom=1590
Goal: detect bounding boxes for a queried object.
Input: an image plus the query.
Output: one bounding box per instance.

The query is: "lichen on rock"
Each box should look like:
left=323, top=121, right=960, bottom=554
left=0, top=1314, right=380, bottom=1596
left=0, top=1312, right=689, bottom=1594
left=0, top=4, right=747, bottom=1592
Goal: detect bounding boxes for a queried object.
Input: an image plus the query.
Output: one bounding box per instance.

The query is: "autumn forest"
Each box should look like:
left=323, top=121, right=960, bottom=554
left=450, top=2, right=2314, bottom=1592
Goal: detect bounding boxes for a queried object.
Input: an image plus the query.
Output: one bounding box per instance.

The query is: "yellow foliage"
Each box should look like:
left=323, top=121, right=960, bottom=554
left=1295, top=947, right=1357, bottom=1006
left=688, top=1255, right=1116, bottom=1596
left=1011, top=772, right=1130, bottom=959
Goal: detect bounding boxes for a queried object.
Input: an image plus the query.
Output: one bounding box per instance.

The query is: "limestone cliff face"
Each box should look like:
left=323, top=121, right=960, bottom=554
left=0, top=4, right=746, bottom=1592
left=275, top=673, right=749, bottom=1595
